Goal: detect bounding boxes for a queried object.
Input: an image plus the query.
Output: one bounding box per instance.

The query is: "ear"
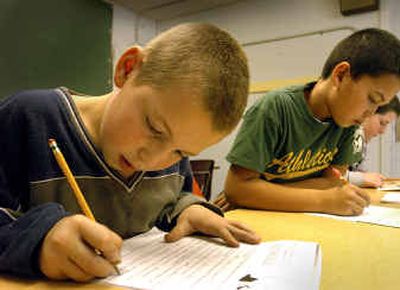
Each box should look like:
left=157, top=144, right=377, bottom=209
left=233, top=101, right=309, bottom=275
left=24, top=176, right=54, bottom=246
left=331, top=61, right=351, bottom=87
left=114, top=46, right=144, bottom=88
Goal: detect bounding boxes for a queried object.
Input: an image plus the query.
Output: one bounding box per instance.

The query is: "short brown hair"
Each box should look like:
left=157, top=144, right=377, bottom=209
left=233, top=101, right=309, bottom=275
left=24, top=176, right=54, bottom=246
left=134, top=23, right=249, bottom=132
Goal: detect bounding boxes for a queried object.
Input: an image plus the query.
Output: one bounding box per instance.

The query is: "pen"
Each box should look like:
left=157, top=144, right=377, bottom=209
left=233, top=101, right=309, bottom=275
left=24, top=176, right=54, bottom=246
left=331, top=167, right=348, bottom=185
left=48, top=138, right=121, bottom=275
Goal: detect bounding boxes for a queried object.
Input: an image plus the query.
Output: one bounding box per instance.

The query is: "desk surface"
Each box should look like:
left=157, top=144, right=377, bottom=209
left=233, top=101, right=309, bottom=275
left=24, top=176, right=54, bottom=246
left=226, top=188, right=400, bottom=290
left=1, top=188, right=399, bottom=290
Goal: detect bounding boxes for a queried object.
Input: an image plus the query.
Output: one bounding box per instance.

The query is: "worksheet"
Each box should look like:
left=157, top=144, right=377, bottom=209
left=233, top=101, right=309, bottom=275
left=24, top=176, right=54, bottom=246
left=101, top=228, right=321, bottom=290
left=378, top=180, right=400, bottom=191
left=381, top=192, right=400, bottom=203
left=310, top=205, right=400, bottom=228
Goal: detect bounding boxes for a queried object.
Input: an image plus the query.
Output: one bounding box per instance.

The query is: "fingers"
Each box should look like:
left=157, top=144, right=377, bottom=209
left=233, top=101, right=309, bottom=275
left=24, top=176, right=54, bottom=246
left=164, top=220, right=194, bottom=243
left=214, top=226, right=240, bottom=247
left=227, top=220, right=261, bottom=244
left=341, top=201, right=364, bottom=216
left=328, top=185, right=370, bottom=216
left=213, top=195, right=225, bottom=207
left=61, top=259, right=94, bottom=282
left=352, top=186, right=371, bottom=205
left=40, top=215, right=121, bottom=282
left=349, top=192, right=368, bottom=209
left=68, top=236, right=117, bottom=278
left=344, top=185, right=370, bottom=215
left=350, top=202, right=364, bottom=216
left=213, top=192, right=233, bottom=212
left=78, top=216, right=122, bottom=264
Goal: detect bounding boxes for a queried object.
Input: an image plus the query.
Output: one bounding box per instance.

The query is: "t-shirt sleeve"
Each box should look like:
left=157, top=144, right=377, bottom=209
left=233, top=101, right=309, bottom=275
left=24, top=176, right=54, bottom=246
left=226, top=100, right=280, bottom=173
left=332, top=126, right=363, bottom=166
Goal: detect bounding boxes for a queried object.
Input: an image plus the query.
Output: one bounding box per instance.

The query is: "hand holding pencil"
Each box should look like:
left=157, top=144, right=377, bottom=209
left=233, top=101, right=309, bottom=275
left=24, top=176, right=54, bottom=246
left=38, top=139, right=122, bottom=282
left=331, top=167, right=349, bottom=185
left=322, top=167, right=370, bottom=216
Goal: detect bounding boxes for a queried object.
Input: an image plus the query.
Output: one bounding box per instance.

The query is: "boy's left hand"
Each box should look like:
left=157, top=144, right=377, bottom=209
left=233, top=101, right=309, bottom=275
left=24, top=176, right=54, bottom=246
left=164, top=204, right=261, bottom=247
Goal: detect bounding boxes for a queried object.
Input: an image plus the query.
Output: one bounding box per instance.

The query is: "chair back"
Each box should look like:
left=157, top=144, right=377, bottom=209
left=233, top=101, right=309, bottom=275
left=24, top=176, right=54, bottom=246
left=189, top=159, right=215, bottom=201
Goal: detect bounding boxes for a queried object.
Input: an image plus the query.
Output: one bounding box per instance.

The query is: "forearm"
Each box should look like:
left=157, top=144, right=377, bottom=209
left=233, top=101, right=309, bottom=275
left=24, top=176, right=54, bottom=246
left=0, top=203, right=68, bottom=277
left=225, top=173, right=337, bottom=213
left=284, top=176, right=340, bottom=190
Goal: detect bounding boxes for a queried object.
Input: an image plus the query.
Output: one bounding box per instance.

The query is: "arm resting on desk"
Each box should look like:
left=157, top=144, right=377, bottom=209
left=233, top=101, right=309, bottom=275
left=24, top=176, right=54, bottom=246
left=0, top=203, right=68, bottom=277
left=224, top=165, right=370, bottom=216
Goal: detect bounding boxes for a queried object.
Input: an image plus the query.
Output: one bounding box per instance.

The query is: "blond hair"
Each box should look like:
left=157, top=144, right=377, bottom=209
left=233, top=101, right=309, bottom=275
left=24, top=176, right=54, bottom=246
left=134, top=23, right=249, bottom=132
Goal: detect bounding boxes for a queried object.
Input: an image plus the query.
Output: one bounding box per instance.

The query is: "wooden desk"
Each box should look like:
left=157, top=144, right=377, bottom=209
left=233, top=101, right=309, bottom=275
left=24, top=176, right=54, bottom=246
left=0, top=275, right=126, bottom=290
left=1, top=188, right=399, bottom=290
left=226, top=188, right=400, bottom=290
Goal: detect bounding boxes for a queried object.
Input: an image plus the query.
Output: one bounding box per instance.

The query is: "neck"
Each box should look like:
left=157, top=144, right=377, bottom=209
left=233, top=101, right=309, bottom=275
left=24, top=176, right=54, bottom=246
left=73, top=91, right=114, bottom=147
left=307, top=79, right=332, bottom=121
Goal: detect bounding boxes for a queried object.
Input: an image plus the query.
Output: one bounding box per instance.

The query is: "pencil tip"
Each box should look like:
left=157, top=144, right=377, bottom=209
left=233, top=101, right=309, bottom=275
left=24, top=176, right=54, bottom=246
left=48, top=138, right=55, bottom=145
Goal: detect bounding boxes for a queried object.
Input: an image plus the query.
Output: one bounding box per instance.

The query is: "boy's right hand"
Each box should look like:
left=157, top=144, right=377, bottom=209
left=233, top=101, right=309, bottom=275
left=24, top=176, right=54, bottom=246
left=323, top=184, right=370, bottom=216
left=39, top=215, right=122, bottom=282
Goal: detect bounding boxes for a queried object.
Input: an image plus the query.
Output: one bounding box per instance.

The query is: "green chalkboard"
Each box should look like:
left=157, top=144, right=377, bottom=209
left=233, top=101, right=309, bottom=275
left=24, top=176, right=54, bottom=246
left=0, top=0, right=112, bottom=98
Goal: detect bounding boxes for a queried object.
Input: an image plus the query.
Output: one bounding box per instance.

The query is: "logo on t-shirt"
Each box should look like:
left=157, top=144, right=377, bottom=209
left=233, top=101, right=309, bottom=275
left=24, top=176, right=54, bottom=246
left=264, top=147, right=339, bottom=180
left=352, top=127, right=364, bottom=154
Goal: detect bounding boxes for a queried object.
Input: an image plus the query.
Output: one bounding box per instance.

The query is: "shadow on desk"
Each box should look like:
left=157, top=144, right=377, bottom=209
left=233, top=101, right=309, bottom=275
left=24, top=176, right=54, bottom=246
left=0, top=273, right=126, bottom=290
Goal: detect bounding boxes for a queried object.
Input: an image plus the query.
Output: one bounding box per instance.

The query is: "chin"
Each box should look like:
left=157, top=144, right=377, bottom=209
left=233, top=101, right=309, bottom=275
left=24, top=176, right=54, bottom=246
left=333, top=120, right=348, bottom=128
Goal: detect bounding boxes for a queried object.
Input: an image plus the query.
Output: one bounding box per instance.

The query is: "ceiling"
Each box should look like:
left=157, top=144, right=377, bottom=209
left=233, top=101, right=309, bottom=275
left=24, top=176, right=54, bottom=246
left=106, top=0, right=241, bottom=20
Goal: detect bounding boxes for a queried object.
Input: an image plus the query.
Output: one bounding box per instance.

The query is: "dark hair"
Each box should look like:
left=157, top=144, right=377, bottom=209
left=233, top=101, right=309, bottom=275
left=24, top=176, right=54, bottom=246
left=321, top=28, right=400, bottom=79
left=377, top=96, right=400, bottom=116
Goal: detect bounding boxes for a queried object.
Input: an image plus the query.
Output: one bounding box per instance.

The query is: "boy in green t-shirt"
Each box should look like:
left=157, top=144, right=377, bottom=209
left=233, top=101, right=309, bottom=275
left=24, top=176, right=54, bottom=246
left=222, top=28, right=400, bottom=216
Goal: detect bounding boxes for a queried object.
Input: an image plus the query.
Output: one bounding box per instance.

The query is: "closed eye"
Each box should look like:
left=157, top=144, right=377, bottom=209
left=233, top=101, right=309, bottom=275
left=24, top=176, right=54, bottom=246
left=145, top=116, right=163, bottom=137
left=368, top=95, right=378, bottom=105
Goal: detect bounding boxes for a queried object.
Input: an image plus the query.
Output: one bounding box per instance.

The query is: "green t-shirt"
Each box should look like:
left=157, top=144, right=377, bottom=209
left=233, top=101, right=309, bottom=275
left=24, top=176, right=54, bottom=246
left=227, top=83, right=363, bottom=183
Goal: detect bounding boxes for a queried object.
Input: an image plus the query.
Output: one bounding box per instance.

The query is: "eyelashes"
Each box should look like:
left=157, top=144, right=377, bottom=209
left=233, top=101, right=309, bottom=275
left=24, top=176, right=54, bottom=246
left=146, top=116, right=163, bottom=137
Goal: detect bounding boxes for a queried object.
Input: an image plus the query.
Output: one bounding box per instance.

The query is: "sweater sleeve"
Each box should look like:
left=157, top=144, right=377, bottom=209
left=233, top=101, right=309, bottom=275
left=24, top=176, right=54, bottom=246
left=0, top=202, right=69, bottom=277
left=0, top=91, right=70, bottom=277
left=155, top=158, right=223, bottom=232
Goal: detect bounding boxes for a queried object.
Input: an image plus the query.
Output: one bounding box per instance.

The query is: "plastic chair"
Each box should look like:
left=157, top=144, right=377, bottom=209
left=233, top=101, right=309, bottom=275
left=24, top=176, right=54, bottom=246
left=189, top=159, right=215, bottom=201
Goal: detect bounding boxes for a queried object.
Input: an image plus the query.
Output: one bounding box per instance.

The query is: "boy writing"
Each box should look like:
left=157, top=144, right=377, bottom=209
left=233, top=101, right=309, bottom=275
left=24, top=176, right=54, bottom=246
left=0, top=23, right=260, bottom=282
left=223, top=28, right=400, bottom=216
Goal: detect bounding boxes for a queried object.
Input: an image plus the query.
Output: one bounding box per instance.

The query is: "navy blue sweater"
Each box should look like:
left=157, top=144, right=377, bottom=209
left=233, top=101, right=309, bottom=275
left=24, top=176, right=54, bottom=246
left=0, top=88, right=215, bottom=277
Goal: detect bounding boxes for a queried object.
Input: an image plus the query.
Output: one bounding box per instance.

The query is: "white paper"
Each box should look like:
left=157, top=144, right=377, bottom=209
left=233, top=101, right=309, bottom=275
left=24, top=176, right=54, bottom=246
left=381, top=193, right=400, bottom=203
left=309, top=205, right=400, bottom=228
left=101, top=228, right=321, bottom=290
left=378, top=181, right=400, bottom=191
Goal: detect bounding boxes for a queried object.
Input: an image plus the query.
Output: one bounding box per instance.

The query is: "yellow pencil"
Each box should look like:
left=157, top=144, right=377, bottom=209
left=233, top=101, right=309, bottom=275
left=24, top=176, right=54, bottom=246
left=48, top=138, right=120, bottom=275
left=331, top=167, right=348, bottom=185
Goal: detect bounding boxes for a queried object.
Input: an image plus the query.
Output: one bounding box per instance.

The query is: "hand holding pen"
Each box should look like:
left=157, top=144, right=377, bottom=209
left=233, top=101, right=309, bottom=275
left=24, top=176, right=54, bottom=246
left=38, top=139, right=122, bottom=282
left=331, top=167, right=349, bottom=185
left=324, top=167, right=370, bottom=216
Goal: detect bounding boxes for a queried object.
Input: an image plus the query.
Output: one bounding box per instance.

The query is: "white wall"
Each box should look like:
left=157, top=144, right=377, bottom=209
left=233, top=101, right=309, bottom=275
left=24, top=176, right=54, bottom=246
left=112, top=5, right=156, bottom=68
left=380, top=0, right=400, bottom=177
